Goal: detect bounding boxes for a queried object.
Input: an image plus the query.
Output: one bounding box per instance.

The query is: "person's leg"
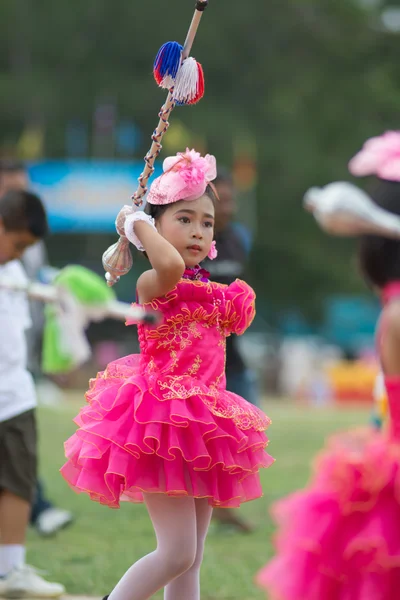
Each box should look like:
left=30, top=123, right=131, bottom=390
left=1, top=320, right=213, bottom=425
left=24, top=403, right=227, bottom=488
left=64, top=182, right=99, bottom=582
left=0, top=411, right=64, bottom=597
left=31, top=478, right=73, bottom=537
left=0, top=410, right=36, bottom=576
left=0, top=491, right=31, bottom=545
left=226, top=369, right=259, bottom=408
left=164, top=498, right=213, bottom=600
left=30, top=479, right=52, bottom=525
left=109, top=495, right=197, bottom=600
left=211, top=506, right=253, bottom=533
left=243, top=369, right=260, bottom=407
left=0, top=492, right=29, bottom=574
left=212, top=370, right=257, bottom=533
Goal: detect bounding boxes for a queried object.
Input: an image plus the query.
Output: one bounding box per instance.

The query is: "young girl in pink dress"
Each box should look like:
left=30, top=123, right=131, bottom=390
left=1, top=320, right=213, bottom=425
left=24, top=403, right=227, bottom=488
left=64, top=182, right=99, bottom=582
left=257, top=132, right=400, bottom=600
left=61, top=149, right=274, bottom=600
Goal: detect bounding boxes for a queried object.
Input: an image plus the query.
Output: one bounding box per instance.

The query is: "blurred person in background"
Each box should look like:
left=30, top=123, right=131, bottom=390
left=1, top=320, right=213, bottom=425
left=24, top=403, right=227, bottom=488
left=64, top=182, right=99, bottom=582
left=0, top=189, right=64, bottom=596
left=257, top=131, right=400, bottom=600
left=0, top=160, right=73, bottom=537
left=203, top=169, right=259, bottom=533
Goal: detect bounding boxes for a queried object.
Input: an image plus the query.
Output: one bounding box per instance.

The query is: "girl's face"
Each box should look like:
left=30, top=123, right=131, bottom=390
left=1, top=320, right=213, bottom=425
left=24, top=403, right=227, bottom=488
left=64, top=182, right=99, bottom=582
left=157, top=195, right=215, bottom=267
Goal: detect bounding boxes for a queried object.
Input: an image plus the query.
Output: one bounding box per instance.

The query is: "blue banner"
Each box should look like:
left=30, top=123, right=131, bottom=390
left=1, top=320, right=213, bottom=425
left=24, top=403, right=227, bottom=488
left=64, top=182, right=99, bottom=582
left=29, top=160, right=161, bottom=233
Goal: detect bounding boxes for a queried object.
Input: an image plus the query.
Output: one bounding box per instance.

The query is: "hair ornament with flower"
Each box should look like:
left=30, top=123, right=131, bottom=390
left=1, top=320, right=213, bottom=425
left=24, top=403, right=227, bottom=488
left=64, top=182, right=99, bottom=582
left=146, top=148, right=217, bottom=206
left=348, top=131, right=400, bottom=182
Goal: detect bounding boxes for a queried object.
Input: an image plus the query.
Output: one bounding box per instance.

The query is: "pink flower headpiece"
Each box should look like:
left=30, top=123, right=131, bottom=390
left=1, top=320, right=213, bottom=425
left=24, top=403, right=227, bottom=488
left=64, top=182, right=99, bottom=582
left=348, top=131, right=400, bottom=182
left=146, top=148, right=217, bottom=205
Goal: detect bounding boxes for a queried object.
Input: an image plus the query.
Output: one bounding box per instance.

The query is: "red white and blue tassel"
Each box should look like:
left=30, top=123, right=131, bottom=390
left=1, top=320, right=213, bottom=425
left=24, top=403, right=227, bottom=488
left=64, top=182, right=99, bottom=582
left=153, top=41, right=183, bottom=88
left=173, top=57, right=205, bottom=105
left=103, top=0, right=210, bottom=286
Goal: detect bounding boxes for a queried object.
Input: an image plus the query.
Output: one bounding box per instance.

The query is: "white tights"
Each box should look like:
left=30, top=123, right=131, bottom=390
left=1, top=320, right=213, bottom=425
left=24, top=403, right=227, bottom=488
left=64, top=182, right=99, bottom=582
left=108, top=495, right=213, bottom=600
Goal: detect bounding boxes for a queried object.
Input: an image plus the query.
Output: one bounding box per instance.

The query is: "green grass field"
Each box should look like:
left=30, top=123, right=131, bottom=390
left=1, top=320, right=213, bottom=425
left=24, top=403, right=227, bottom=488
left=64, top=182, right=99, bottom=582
left=28, top=397, right=368, bottom=599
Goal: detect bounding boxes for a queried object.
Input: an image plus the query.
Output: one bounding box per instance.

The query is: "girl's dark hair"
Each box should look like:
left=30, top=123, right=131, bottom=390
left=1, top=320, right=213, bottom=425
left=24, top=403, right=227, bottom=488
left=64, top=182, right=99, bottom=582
left=358, top=179, right=400, bottom=288
left=144, top=184, right=218, bottom=220
left=0, top=159, right=26, bottom=178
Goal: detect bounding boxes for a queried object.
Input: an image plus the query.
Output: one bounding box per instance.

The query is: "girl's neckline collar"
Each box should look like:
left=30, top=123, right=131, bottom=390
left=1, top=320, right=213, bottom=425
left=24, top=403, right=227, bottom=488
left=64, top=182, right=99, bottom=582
left=182, top=265, right=210, bottom=282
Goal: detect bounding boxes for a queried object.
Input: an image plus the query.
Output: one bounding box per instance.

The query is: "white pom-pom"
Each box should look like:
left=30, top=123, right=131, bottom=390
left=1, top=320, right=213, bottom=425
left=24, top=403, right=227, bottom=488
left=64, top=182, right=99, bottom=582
left=173, top=57, right=199, bottom=104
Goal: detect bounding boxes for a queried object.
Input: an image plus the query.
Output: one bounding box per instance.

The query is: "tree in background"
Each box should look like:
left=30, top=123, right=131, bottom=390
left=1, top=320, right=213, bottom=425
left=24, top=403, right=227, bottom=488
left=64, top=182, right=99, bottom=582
left=0, top=0, right=398, bottom=318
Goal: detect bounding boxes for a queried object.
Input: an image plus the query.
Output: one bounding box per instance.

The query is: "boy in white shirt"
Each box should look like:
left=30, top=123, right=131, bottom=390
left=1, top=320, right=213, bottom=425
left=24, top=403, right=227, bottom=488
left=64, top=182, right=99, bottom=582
left=0, top=189, right=64, bottom=597
left=0, top=159, right=73, bottom=538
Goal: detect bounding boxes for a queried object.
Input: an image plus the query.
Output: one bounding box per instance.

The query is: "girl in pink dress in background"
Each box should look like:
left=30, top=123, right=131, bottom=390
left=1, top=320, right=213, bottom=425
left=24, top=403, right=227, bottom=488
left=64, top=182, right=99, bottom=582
left=61, top=149, right=274, bottom=600
left=257, top=131, right=400, bottom=600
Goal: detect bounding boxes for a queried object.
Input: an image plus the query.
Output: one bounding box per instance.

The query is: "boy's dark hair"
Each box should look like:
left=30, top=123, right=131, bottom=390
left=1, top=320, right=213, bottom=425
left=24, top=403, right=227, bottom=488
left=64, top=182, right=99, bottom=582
left=0, top=190, right=48, bottom=238
left=144, top=183, right=218, bottom=221
left=0, top=159, right=26, bottom=177
left=358, top=179, right=400, bottom=288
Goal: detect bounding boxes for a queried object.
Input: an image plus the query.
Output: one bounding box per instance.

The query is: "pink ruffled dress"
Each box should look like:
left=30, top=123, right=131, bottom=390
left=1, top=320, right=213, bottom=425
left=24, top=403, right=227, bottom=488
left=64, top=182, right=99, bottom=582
left=257, top=282, right=400, bottom=600
left=61, top=275, right=274, bottom=508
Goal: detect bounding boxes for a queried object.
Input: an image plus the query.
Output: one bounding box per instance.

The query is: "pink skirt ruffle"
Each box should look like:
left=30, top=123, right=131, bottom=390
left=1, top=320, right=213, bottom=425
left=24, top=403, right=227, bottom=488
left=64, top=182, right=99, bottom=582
left=61, top=355, right=274, bottom=508
left=257, top=428, right=400, bottom=600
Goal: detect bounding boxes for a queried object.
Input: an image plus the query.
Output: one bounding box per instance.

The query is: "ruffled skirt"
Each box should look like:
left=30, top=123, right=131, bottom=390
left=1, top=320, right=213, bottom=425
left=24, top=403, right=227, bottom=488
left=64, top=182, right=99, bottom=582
left=61, top=354, right=274, bottom=508
left=257, top=428, right=400, bottom=599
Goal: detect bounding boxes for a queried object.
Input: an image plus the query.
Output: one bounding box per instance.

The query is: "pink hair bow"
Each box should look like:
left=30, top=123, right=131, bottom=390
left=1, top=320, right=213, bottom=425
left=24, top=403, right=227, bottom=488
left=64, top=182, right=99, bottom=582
left=146, top=148, right=217, bottom=205
left=349, top=131, right=400, bottom=182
